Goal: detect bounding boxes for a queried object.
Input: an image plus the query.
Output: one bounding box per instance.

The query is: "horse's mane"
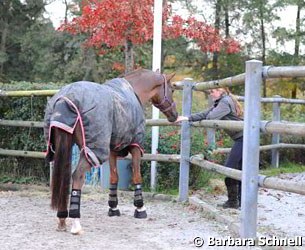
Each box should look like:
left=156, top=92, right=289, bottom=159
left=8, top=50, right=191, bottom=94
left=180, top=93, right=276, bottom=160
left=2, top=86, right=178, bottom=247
left=119, top=68, right=150, bottom=78
left=120, top=68, right=164, bottom=86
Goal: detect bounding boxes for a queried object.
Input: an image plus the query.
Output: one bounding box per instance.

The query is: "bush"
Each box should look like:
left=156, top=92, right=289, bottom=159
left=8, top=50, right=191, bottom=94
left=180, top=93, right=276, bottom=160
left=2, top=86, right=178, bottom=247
left=0, top=81, right=64, bottom=182
left=141, top=126, right=225, bottom=193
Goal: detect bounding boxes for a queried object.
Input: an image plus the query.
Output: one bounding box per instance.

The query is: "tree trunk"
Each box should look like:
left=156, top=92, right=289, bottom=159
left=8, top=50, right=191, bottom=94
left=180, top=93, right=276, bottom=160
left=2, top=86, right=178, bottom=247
left=224, top=2, right=230, bottom=38
left=0, top=1, right=11, bottom=76
left=294, top=2, right=301, bottom=58
left=63, top=0, right=68, bottom=23
left=259, top=4, right=267, bottom=97
left=124, top=39, right=134, bottom=73
left=0, top=21, right=8, bottom=76
left=291, top=2, right=302, bottom=99
left=212, top=0, right=221, bottom=79
left=82, top=48, right=96, bottom=81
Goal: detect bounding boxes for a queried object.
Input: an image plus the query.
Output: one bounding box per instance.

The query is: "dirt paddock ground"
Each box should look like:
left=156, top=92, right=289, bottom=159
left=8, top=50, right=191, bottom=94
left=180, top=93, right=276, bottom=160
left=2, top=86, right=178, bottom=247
left=0, top=177, right=304, bottom=250
left=0, top=184, right=240, bottom=250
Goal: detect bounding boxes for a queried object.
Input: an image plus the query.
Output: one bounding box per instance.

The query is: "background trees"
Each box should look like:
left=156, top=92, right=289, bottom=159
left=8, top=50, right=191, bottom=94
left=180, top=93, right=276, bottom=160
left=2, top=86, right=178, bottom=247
left=0, top=0, right=305, bottom=93
left=0, top=0, right=45, bottom=81
left=60, top=0, right=240, bottom=74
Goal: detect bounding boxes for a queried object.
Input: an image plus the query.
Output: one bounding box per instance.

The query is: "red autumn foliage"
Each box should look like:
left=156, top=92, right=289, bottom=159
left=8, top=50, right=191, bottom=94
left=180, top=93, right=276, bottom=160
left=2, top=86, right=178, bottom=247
left=60, top=0, right=240, bottom=54
left=112, top=62, right=125, bottom=72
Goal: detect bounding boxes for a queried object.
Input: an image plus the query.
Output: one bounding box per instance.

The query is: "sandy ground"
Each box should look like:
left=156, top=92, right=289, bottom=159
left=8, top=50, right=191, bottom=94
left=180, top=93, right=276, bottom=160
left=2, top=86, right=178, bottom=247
left=193, top=172, right=305, bottom=249
left=0, top=185, right=261, bottom=250
left=0, top=172, right=304, bottom=250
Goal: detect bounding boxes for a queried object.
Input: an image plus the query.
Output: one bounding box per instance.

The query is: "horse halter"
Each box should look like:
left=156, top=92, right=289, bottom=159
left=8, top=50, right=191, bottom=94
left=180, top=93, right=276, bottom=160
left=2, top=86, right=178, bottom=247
left=153, top=74, right=176, bottom=113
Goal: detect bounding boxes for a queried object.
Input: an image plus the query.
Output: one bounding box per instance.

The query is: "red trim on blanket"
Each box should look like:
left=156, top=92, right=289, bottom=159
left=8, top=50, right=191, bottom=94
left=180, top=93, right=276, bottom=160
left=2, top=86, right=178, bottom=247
left=113, top=143, right=122, bottom=150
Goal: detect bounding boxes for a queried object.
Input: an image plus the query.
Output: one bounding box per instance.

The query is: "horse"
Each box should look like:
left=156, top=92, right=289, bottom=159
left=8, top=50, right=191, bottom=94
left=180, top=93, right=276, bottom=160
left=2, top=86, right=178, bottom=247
left=44, top=69, right=178, bottom=234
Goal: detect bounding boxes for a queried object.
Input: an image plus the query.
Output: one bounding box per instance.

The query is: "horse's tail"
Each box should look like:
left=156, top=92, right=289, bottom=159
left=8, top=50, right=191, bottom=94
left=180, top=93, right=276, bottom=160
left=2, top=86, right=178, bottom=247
left=50, top=127, right=73, bottom=210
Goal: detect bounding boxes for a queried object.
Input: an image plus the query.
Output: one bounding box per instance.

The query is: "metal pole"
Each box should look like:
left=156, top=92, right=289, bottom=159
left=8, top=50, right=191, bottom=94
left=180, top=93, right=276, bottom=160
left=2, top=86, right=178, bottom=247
left=151, top=0, right=163, bottom=191
left=240, top=60, right=263, bottom=238
left=271, top=95, right=281, bottom=168
left=178, top=79, right=193, bottom=201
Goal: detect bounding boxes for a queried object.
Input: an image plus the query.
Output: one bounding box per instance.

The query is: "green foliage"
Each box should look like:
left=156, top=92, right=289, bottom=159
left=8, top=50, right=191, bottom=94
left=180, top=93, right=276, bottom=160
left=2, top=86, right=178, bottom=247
left=141, top=125, right=228, bottom=193
left=0, top=0, right=46, bottom=81
left=261, top=101, right=305, bottom=122
left=0, top=81, right=65, bottom=182
left=0, top=175, right=37, bottom=184
left=20, top=22, right=66, bottom=82
left=260, top=162, right=305, bottom=177
left=0, top=156, right=48, bottom=183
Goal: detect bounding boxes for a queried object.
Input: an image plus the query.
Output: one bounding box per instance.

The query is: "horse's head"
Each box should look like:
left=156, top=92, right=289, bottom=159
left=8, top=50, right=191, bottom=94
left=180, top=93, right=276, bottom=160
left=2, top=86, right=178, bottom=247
left=124, top=69, right=178, bottom=122
left=151, top=72, right=178, bottom=123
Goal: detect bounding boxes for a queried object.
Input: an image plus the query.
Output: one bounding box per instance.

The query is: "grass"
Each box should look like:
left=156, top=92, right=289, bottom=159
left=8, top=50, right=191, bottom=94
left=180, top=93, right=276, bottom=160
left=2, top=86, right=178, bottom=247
left=0, top=175, right=42, bottom=185
left=260, top=162, right=305, bottom=177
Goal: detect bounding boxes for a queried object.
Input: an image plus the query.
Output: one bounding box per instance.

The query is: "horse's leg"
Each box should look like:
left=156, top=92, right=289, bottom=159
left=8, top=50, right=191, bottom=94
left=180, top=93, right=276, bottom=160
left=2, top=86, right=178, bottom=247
left=69, top=151, right=91, bottom=234
left=130, top=146, right=147, bottom=219
left=108, top=151, right=121, bottom=216
left=68, top=122, right=91, bottom=235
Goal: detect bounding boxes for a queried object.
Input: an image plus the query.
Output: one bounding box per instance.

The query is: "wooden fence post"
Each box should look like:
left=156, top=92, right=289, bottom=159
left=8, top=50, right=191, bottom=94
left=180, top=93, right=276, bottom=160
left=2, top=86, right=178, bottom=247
left=271, top=95, right=281, bottom=168
left=240, top=60, right=262, bottom=238
left=178, top=78, right=193, bottom=202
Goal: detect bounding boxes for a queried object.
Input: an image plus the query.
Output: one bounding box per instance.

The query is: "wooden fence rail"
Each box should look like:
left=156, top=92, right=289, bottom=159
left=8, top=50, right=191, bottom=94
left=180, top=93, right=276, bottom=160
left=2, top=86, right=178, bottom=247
left=2, top=118, right=305, bottom=136
left=2, top=146, right=304, bottom=198
left=190, top=155, right=305, bottom=196
left=0, top=89, right=58, bottom=97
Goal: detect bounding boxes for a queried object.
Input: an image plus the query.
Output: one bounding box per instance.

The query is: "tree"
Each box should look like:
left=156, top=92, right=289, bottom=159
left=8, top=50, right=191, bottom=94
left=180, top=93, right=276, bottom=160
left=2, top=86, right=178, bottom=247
left=272, top=0, right=305, bottom=98
left=0, top=0, right=46, bottom=81
left=60, top=0, right=240, bottom=72
left=242, top=0, right=281, bottom=96
left=175, top=0, right=244, bottom=80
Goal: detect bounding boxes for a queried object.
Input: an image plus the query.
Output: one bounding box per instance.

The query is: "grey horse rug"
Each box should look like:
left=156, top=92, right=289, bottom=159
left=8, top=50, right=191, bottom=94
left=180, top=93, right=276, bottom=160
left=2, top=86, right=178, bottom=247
left=44, top=78, right=145, bottom=166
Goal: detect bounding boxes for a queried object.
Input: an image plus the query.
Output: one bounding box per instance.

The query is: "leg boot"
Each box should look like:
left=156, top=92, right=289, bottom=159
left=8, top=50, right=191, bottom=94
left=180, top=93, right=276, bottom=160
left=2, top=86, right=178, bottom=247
left=221, top=178, right=240, bottom=209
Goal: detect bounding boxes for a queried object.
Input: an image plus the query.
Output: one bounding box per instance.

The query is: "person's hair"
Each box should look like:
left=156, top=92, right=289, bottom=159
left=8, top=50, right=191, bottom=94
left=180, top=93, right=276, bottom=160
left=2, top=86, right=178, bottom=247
left=219, top=87, right=243, bottom=117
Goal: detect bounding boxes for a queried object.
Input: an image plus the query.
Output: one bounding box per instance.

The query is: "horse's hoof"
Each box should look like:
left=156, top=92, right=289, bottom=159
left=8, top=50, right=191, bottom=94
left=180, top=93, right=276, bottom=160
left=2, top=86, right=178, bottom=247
left=134, top=209, right=147, bottom=219
left=56, top=218, right=67, bottom=232
left=71, top=218, right=83, bottom=235
left=108, top=208, right=121, bottom=217
left=71, top=229, right=83, bottom=235
left=57, top=225, right=67, bottom=232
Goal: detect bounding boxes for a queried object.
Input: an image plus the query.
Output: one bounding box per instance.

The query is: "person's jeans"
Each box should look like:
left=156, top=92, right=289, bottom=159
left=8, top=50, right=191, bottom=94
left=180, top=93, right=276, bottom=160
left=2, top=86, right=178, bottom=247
left=225, top=136, right=243, bottom=170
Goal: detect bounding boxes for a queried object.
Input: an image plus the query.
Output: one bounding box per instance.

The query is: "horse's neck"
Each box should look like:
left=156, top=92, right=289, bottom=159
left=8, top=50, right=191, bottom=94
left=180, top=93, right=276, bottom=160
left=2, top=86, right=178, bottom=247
left=135, top=89, right=156, bottom=105
left=125, top=77, right=158, bottom=105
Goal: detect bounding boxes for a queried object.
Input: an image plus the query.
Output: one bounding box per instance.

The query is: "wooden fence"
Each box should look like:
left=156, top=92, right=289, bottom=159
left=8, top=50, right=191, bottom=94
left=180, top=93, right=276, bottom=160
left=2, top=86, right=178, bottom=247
left=174, top=61, right=305, bottom=238
left=1, top=60, right=305, bottom=238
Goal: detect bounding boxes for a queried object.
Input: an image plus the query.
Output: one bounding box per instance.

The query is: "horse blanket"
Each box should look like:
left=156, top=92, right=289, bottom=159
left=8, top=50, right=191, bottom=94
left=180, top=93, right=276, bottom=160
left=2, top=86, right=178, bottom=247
left=44, top=78, right=145, bottom=166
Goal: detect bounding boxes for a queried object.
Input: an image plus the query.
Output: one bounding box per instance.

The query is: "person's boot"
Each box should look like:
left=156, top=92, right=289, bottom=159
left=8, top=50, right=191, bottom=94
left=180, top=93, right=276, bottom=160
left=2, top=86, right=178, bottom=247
left=221, top=178, right=240, bottom=209
left=238, top=180, right=241, bottom=206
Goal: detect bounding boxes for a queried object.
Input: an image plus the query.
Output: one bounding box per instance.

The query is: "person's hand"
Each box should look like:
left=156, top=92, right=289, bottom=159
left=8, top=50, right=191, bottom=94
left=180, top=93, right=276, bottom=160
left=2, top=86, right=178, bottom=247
left=174, top=116, right=189, bottom=123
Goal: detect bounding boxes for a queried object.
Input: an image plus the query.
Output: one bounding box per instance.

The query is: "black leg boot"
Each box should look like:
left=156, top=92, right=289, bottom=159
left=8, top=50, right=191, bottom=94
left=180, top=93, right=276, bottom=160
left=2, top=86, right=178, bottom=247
left=133, top=184, right=147, bottom=219
left=108, top=184, right=121, bottom=216
left=221, top=178, right=240, bottom=209
left=69, top=189, right=81, bottom=218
